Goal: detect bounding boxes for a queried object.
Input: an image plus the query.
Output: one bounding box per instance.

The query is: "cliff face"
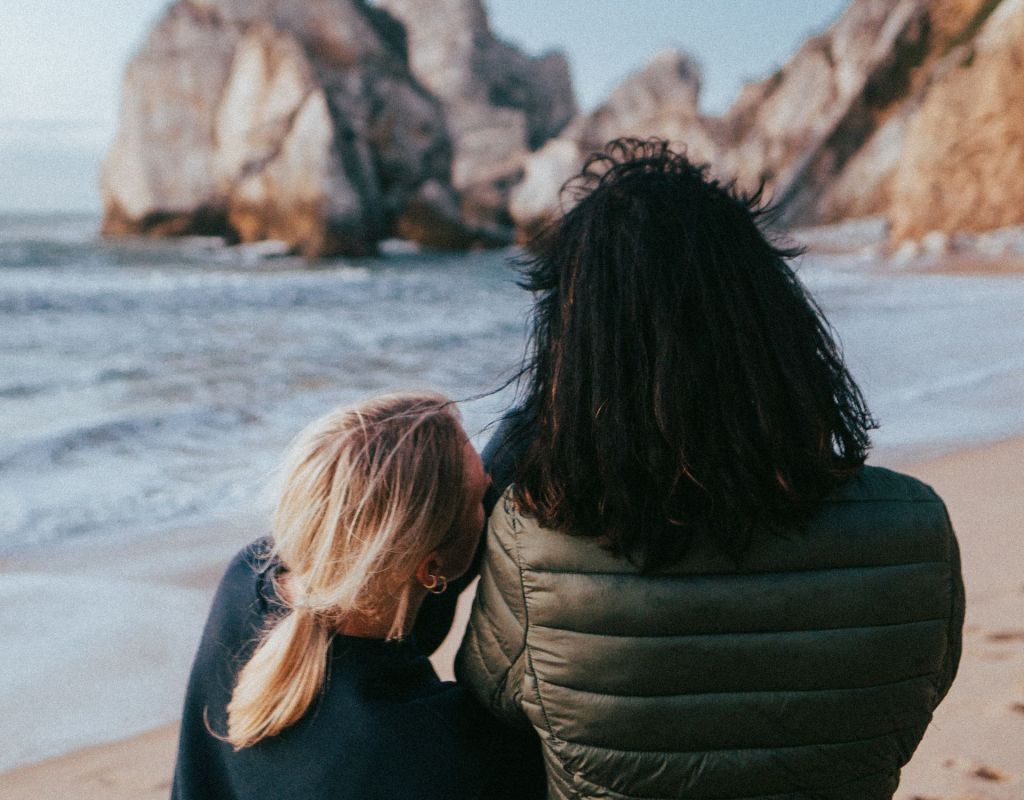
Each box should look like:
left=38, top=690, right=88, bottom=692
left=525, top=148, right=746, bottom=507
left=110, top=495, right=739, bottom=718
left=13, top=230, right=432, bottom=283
left=889, top=0, right=1024, bottom=240
left=102, top=0, right=574, bottom=255
left=764, top=0, right=1016, bottom=234
left=510, top=0, right=1024, bottom=245
left=718, top=0, right=927, bottom=220
left=377, top=0, right=575, bottom=239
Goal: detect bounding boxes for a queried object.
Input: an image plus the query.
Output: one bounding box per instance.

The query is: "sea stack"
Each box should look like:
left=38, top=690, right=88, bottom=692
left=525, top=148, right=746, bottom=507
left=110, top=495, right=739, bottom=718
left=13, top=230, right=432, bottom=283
left=101, top=0, right=574, bottom=256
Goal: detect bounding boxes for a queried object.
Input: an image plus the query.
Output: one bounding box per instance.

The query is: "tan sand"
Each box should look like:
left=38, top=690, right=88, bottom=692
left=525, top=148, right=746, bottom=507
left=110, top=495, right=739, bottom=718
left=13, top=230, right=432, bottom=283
left=0, top=725, right=181, bottom=800
left=895, top=253, right=1024, bottom=276
left=1, top=438, right=1021, bottom=800
left=889, top=437, right=1024, bottom=800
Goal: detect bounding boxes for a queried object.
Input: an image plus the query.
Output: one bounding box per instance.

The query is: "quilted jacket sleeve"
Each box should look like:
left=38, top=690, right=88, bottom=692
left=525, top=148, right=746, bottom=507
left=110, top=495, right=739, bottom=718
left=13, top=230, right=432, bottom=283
left=455, top=493, right=531, bottom=729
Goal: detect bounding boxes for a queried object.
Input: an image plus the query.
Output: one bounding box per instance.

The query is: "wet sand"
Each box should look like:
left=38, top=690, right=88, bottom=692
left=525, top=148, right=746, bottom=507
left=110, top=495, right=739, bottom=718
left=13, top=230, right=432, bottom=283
left=0, top=437, right=1021, bottom=800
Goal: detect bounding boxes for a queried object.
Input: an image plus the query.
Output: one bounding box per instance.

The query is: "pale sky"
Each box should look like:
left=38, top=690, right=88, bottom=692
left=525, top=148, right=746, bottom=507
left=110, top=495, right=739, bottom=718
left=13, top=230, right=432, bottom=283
left=0, top=0, right=849, bottom=212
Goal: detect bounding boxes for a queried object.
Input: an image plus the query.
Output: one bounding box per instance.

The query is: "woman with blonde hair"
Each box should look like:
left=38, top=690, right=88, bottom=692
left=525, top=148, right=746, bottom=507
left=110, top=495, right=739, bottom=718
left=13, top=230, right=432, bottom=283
left=171, top=392, right=542, bottom=800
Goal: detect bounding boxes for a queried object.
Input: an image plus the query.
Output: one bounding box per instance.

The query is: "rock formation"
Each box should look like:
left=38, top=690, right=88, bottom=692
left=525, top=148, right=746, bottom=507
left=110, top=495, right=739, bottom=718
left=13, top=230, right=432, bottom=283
left=509, top=50, right=717, bottom=236
left=889, top=0, right=1024, bottom=240
left=103, top=0, right=573, bottom=256
left=717, top=0, right=929, bottom=219
left=759, top=0, right=1018, bottom=235
left=106, top=0, right=1024, bottom=253
left=102, top=1, right=242, bottom=241
left=377, top=0, right=575, bottom=240
left=510, top=0, right=1024, bottom=246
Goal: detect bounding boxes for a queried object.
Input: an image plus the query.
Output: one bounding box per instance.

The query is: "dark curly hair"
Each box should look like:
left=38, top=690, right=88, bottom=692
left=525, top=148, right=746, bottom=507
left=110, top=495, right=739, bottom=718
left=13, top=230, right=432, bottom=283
left=509, top=138, right=876, bottom=567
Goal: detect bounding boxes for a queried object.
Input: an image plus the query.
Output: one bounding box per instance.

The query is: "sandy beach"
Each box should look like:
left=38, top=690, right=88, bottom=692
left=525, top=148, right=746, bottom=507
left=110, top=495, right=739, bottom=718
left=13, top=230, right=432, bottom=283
left=0, top=436, right=1021, bottom=800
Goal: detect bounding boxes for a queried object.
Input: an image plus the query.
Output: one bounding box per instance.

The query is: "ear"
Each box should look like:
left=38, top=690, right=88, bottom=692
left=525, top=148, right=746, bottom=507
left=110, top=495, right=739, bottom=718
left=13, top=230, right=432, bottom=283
left=413, top=551, right=445, bottom=588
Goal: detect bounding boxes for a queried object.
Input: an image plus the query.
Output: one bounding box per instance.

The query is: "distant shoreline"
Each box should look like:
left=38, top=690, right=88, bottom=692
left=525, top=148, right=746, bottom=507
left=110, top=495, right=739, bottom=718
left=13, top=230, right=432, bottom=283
left=5, top=210, right=1024, bottom=275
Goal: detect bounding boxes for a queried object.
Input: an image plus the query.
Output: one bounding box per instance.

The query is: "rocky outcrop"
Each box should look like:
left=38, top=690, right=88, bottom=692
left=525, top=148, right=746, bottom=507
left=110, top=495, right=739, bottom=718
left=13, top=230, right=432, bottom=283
left=107, top=0, right=1024, bottom=253
left=573, top=51, right=714, bottom=155
left=101, top=1, right=242, bottom=240
left=889, top=0, right=1024, bottom=240
left=507, top=138, right=585, bottom=238
left=718, top=0, right=928, bottom=218
left=102, top=0, right=571, bottom=256
left=213, top=22, right=382, bottom=255
left=508, top=50, right=717, bottom=235
left=377, top=0, right=575, bottom=240
left=763, top=0, right=1014, bottom=232
left=103, top=0, right=451, bottom=256
left=509, top=0, right=933, bottom=234
left=510, top=0, right=1024, bottom=246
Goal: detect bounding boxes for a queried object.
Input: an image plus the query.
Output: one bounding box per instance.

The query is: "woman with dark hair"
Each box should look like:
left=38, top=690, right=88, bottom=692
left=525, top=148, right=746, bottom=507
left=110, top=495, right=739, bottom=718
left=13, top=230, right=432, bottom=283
left=456, top=139, right=964, bottom=799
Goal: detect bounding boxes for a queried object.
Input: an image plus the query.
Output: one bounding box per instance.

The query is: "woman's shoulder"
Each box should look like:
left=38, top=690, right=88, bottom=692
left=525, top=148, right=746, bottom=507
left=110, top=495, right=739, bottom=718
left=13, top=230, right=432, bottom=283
left=484, top=464, right=958, bottom=577
left=829, top=464, right=947, bottom=507
left=196, top=537, right=278, bottom=660
left=329, top=643, right=487, bottom=736
left=329, top=651, right=516, bottom=751
left=222, top=536, right=274, bottom=581
left=212, top=537, right=276, bottom=607
left=819, top=464, right=956, bottom=552
left=406, top=678, right=495, bottom=737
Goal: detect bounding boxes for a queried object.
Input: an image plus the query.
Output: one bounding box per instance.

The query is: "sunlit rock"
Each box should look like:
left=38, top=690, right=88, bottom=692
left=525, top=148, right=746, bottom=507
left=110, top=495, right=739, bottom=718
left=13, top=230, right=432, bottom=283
left=890, top=0, right=1024, bottom=241
left=509, top=50, right=716, bottom=234
left=378, top=0, right=575, bottom=240
left=102, top=0, right=456, bottom=256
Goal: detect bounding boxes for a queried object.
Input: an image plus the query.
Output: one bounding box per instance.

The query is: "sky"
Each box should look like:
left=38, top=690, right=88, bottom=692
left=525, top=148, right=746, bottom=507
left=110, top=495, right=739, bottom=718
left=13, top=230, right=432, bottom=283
left=0, top=0, right=849, bottom=212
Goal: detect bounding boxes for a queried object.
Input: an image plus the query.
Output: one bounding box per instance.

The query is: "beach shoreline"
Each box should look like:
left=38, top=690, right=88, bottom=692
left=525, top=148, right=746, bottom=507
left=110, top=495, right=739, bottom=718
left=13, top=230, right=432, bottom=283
left=1, top=436, right=1021, bottom=800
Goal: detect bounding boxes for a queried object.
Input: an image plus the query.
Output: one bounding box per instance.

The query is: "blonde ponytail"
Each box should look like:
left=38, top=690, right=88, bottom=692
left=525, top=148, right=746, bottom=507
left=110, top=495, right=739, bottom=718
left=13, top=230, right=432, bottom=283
left=222, top=392, right=468, bottom=749
left=226, top=608, right=331, bottom=748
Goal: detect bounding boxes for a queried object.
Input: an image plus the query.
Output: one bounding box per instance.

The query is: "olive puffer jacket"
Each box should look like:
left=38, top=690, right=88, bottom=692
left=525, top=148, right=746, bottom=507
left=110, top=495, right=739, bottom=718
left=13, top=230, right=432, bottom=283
left=456, top=466, right=964, bottom=800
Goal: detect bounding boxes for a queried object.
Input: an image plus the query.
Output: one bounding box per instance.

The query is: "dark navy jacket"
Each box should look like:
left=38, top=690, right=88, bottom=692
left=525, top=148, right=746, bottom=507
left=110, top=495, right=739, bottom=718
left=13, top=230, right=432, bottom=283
left=172, top=540, right=543, bottom=800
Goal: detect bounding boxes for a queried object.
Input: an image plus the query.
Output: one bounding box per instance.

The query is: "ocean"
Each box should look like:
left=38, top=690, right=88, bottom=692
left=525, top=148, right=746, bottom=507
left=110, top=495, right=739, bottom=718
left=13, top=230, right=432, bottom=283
left=2, top=212, right=1024, bottom=554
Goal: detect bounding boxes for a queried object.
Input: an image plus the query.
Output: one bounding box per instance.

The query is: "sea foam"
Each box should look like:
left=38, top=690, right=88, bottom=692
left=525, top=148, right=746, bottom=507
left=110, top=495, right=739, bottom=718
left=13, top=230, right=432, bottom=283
left=2, top=214, right=1024, bottom=550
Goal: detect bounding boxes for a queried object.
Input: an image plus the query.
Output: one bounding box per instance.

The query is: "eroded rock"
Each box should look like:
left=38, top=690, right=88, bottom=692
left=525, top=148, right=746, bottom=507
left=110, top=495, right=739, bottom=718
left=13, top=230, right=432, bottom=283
left=511, top=0, right=1024, bottom=246
left=105, top=0, right=1024, bottom=253
left=101, top=1, right=240, bottom=239
left=378, top=0, right=576, bottom=240
left=103, top=0, right=456, bottom=256
left=890, top=0, right=1024, bottom=241
left=508, top=50, right=717, bottom=234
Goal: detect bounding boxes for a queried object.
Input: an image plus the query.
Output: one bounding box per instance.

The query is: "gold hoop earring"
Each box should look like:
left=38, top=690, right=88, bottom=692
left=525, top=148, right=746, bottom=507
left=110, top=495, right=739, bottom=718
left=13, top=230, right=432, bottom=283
left=423, top=574, right=448, bottom=594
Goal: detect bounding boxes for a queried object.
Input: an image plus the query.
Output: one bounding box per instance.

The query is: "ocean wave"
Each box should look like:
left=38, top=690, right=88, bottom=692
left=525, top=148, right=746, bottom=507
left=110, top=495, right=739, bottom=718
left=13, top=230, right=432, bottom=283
left=0, top=381, right=49, bottom=399
left=0, top=218, right=362, bottom=274
left=0, top=407, right=257, bottom=473
left=0, top=213, right=100, bottom=245
left=96, top=366, right=152, bottom=383
left=3, top=231, right=1023, bottom=554
left=0, top=240, right=105, bottom=270
left=889, top=354, right=1024, bottom=403
left=0, top=364, right=154, bottom=406
left=0, top=262, right=376, bottom=314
